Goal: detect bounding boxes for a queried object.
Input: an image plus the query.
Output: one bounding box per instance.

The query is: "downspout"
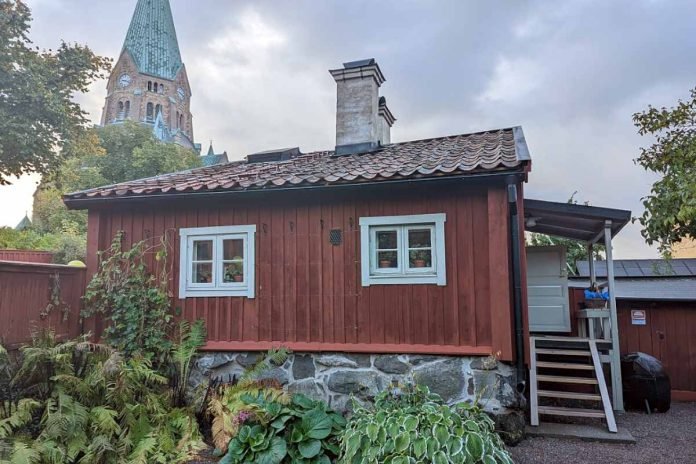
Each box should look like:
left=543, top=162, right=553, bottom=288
left=506, top=178, right=527, bottom=394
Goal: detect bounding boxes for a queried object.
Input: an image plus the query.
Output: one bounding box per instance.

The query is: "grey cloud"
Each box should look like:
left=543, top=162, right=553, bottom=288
left=21, top=0, right=696, bottom=257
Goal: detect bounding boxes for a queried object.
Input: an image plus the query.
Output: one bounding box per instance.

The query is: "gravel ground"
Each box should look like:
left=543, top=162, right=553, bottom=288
left=509, top=402, right=696, bottom=464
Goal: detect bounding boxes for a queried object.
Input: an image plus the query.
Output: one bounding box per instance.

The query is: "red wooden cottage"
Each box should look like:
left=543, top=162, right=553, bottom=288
left=65, top=59, right=631, bottom=424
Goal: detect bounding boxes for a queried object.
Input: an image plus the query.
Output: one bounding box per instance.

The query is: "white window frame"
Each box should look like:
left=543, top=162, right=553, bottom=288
left=359, top=214, right=446, bottom=286
left=179, top=225, right=256, bottom=299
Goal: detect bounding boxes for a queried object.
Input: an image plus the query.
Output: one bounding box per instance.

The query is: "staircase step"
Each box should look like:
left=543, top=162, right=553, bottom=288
left=537, top=375, right=598, bottom=384
left=538, top=406, right=606, bottom=418
left=538, top=390, right=602, bottom=401
left=536, top=361, right=594, bottom=370
left=536, top=349, right=591, bottom=357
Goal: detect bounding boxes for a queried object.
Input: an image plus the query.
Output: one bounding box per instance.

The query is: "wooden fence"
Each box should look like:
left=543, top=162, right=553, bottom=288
left=0, top=261, right=85, bottom=349
left=0, top=250, right=54, bottom=264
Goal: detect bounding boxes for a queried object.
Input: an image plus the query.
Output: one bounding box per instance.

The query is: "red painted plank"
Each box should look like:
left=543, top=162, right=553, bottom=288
left=295, top=206, right=310, bottom=343
left=284, top=207, right=297, bottom=342
left=488, top=187, right=513, bottom=360
left=202, top=340, right=494, bottom=356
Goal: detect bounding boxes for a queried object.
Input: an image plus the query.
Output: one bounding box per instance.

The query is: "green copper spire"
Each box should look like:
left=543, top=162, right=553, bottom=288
left=122, top=0, right=183, bottom=80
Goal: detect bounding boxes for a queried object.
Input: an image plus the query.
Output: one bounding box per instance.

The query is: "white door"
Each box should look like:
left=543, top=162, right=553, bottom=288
left=526, top=246, right=570, bottom=332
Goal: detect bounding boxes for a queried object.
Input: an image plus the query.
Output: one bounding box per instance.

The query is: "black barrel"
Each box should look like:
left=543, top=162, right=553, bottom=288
left=621, top=352, right=671, bottom=413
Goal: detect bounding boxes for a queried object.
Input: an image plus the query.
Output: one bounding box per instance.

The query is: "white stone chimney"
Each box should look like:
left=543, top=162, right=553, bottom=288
left=329, top=59, right=396, bottom=155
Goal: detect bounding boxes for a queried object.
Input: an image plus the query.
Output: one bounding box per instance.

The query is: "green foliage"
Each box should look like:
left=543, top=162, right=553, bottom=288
left=207, top=349, right=291, bottom=451
left=21, top=122, right=201, bottom=261
left=0, top=331, right=204, bottom=463
left=0, top=226, right=85, bottom=264
left=130, top=139, right=202, bottom=181
left=220, top=393, right=346, bottom=464
left=340, top=384, right=512, bottom=464
left=32, top=185, right=87, bottom=235
left=634, top=87, right=696, bottom=254
left=170, top=320, right=206, bottom=407
left=90, top=121, right=202, bottom=186
left=82, top=232, right=173, bottom=363
left=0, top=0, right=111, bottom=183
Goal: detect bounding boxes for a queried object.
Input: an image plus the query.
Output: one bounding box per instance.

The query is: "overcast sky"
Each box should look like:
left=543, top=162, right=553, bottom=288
left=3, top=0, right=695, bottom=258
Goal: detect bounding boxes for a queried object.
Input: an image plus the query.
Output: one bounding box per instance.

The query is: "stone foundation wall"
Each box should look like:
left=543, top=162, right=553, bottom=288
left=193, top=352, right=520, bottom=415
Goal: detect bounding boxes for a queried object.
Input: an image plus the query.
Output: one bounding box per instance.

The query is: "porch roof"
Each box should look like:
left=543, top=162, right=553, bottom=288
left=523, top=199, right=631, bottom=244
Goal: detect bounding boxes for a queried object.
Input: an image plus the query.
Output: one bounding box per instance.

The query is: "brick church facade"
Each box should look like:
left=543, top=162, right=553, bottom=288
left=100, top=0, right=196, bottom=150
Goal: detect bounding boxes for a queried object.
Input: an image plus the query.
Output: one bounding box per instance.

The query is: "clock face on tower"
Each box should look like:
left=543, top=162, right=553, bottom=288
left=118, top=73, right=132, bottom=88
left=177, top=87, right=186, bottom=101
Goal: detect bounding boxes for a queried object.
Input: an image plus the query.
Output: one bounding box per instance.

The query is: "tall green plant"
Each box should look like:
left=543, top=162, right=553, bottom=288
left=170, top=319, right=206, bottom=407
left=0, top=330, right=204, bottom=463
left=82, top=232, right=173, bottom=363
left=340, top=384, right=513, bottom=464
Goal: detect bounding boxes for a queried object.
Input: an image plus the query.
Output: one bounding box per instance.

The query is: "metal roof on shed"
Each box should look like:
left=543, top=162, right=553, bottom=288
left=570, top=277, right=696, bottom=301
left=576, top=259, right=696, bottom=278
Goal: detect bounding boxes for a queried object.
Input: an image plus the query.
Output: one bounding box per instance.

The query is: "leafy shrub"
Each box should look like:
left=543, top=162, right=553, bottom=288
left=207, top=349, right=291, bottom=451
left=83, top=232, right=173, bottom=363
left=0, top=330, right=204, bottom=463
left=220, top=393, right=346, bottom=464
left=340, top=384, right=513, bottom=464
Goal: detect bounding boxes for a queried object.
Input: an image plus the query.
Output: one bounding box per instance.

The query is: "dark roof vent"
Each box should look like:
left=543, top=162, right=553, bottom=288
left=247, top=147, right=301, bottom=164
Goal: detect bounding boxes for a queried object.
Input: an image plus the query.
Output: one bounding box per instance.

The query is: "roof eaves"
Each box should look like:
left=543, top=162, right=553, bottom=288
left=63, top=167, right=526, bottom=210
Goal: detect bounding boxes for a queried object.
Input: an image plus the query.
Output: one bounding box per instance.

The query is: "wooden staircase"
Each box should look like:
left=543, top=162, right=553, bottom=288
left=530, top=336, right=617, bottom=433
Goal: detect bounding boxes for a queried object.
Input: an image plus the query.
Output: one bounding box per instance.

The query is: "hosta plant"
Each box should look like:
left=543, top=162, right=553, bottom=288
left=220, top=393, right=346, bottom=464
left=340, top=384, right=513, bottom=464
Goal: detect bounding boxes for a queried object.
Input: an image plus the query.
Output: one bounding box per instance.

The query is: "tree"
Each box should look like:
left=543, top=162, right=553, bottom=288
left=0, top=0, right=111, bottom=183
left=27, top=122, right=201, bottom=263
left=94, top=121, right=158, bottom=184
left=634, top=88, right=696, bottom=254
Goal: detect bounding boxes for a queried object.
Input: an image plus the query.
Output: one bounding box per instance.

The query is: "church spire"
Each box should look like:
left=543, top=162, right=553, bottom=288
left=122, top=0, right=183, bottom=81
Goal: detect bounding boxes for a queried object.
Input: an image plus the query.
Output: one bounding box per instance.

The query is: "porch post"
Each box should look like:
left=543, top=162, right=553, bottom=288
left=588, top=243, right=596, bottom=285
left=604, top=220, right=624, bottom=411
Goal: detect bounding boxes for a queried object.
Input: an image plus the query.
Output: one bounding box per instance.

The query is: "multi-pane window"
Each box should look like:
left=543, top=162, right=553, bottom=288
left=179, top=225, right=256, bottom=298
left=359, top=214, right=446, bottom=286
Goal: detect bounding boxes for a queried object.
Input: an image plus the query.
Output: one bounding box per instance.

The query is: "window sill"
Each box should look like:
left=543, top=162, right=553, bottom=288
left=362, top=275, right=445, bottom=286
left=179, top=289, right=254, bottom=299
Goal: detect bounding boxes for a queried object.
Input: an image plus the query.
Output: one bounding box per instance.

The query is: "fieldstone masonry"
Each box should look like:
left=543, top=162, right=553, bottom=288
left=192, top=352, right=521, bottom=416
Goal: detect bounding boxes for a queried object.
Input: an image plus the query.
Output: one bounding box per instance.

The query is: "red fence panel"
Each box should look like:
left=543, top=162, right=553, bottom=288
left=0, top=250, right=54, bottom=264
left=0, top=261, right=84, bottom=349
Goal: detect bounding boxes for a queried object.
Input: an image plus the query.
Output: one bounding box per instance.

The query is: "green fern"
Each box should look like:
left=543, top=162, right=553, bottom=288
left=0, top=399, right=40, bottom=438
left=171, top=319, right=206, bottom=406
left=240, top=347, right=289, bottom=383
left=0, top=333, right=204, bottom=464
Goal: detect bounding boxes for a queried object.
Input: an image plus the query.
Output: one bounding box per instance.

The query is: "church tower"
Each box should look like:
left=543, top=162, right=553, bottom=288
left=100, top=0, right=195, bottom=149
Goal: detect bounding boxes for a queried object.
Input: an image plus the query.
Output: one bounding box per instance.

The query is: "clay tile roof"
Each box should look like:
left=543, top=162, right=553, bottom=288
left=64, top=127, right=530, bottom=206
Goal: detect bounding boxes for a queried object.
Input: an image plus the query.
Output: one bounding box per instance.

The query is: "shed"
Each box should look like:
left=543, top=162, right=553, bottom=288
left=573, top=259, right=696, bottom=400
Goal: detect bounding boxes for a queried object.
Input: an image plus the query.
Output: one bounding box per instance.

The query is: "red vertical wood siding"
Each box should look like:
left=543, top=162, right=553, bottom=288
left=617, top=300, right=696, bottom=393
left=0, top=261, right=84, bottom=349
left=85, top=182, right=517, bottom=359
